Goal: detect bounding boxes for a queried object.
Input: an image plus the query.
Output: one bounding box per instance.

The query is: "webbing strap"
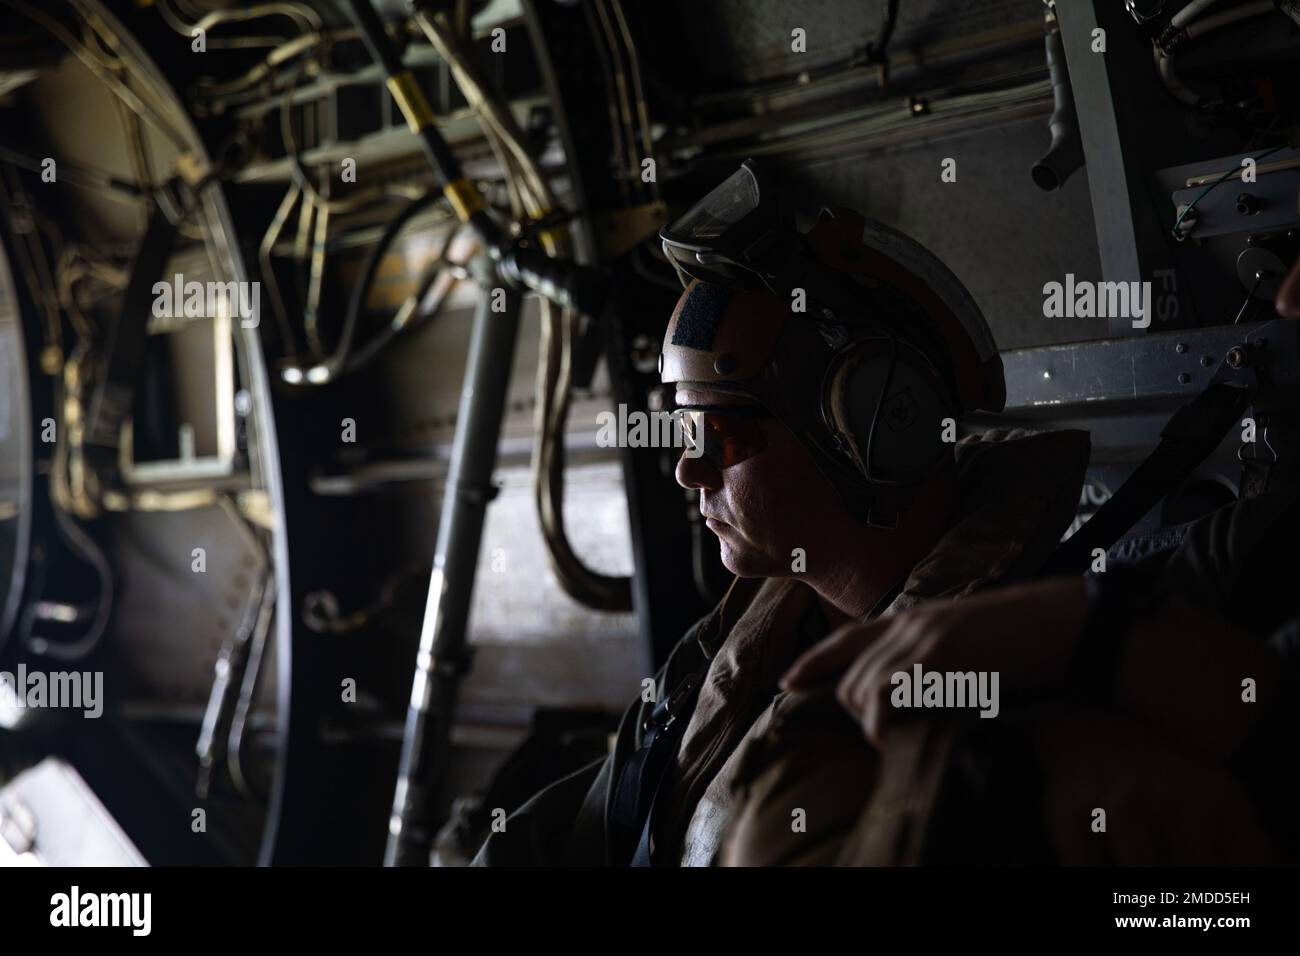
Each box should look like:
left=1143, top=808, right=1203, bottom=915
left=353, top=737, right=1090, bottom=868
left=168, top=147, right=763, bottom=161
left=1042, top=380, right=1252, bottom=576
left=608, top=669, right=704, bottom=866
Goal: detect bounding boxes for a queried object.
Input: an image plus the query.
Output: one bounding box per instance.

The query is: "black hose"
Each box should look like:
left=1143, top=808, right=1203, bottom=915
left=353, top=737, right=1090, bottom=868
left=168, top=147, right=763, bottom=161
left=1031, top=10, right=1085, bottom=191
left=325, top=189, right=443, bottom=379
left=868, top=0, right=900, bottom=62
left=342, top=243, right=460, bottom=375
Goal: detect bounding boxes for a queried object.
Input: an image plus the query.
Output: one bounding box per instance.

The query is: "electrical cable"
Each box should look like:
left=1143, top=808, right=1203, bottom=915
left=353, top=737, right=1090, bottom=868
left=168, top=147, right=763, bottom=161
left=303, top=171, right=332, bottom=356
left=1154, top=0, right=1278, bottom=107
left=155, top=0, right=321, bottom=38
left=1171, top=144, right=1285, bottom=240
left=20, top=503, right=113, bottom=662
left=115, top=94, right=154, bottom=233
left=278, top=64, right=356, bottom=215
left=582, top=0, right=630, bottom=202
left=73, top=0, right=195, bottom=138
left=340, top=233, right=469, bottom=375
left=258, top=181, right=304, bottom=355
left=291, top=180, right=315, bottom=313
left=0, top=0, right=189, bottom=149
left=474, top=83, right=633, bottom=606
left=227, top=575, right=276, bottom=800
left=865, top=0, right=900, bottom=65
left=0, top=145, right=143, bottom=202
left=56, top=245, right=127, bottom=340
left=611, top=0, right=659, bottom=200
left=206, top=494, right=278, bottom=801
left=275, top=60, right=416, bottom=217
left=0, top=167, right=62, bottom=364
left=593, top=0, right=645, bottom=202
left=200, top=31, right=325, bottom=100
left=1234, top=275, right=1264, bottom=324
left=79, top=14, right=124, bottom=71
left=280, top=188, right=449, bottom=384
left=414, top=9, right=557, bottom=211
left=419, top=5, right=633, bottom=611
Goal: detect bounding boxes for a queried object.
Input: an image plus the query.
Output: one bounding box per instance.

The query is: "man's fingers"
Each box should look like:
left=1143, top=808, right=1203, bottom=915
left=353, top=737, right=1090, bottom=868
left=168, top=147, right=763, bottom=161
left=859, top=662, right=907, bottom=747
left=781, top=619, right=891, bottom=689
left=834, top=645, right=900, bottom=746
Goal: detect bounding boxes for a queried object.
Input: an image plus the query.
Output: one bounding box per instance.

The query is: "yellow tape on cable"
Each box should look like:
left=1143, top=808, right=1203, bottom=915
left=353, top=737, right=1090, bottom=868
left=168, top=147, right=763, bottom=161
left=444, top=178, right=485, bottom=221
left=386, top=73, right=436, bottom=133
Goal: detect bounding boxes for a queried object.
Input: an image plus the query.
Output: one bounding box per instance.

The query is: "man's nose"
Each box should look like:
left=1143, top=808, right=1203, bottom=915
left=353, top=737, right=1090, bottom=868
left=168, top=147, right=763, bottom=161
left=1276, top=255, right=1300, bottom=320
left=675, top=448, right=722, bottom=491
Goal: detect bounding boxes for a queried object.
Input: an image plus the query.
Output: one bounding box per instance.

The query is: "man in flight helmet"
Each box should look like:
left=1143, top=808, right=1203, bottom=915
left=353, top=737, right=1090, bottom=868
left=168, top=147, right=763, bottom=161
left=474, top=161, right=1091, bottom=867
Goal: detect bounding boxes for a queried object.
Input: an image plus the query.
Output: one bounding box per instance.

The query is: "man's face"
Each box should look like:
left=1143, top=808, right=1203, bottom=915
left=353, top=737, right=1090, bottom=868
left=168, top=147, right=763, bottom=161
left=674, top=386, right=854, bottom=578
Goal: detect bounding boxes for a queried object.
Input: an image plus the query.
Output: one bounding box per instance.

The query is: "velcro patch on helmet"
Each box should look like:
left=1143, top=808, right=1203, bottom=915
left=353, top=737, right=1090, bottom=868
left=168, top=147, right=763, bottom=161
left=671, top=282, right=732, bottom=350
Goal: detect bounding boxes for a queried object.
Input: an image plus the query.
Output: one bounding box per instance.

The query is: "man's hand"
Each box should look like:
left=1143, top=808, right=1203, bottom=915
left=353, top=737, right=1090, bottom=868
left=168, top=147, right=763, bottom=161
left=781, top=578, right=1089, bottom=745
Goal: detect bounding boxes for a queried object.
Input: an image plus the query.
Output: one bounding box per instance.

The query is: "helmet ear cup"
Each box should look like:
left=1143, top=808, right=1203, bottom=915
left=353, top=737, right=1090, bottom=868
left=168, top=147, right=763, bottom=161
left=824, top=337, right=955, bottom=485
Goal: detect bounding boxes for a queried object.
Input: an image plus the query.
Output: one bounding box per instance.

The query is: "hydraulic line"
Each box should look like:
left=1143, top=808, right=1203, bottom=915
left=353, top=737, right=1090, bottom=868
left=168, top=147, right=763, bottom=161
left=279, top=188, right=447, bottom=384
left=344, top=0, right=610, bottom=316
left=343, top=0, right=624, bottom=866
left=413, top=4, right=632, bottom=611
left=1154, top=0, right=1278, bottom=106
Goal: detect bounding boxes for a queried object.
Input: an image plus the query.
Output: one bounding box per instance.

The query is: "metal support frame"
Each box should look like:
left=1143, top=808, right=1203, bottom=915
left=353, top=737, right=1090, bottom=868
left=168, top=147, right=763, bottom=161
left=0, top=213, right=34, bottom=649
left=1056, top=0, right=1189, bottom=335
left=9, top=0, right=297, bottom=868
left=971, top=320, right=1300, bottom=544
left=385, top=278, right=523, bottom=867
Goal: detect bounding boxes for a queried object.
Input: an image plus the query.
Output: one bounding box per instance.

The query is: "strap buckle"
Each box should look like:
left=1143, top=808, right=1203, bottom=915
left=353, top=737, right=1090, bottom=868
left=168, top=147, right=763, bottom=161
left=646, top=671, right=701, bottom=734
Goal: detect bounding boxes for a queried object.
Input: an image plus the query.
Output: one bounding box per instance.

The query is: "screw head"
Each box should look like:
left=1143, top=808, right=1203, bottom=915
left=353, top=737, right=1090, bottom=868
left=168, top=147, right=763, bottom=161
left=1226, top=346, right=1248, bottom=369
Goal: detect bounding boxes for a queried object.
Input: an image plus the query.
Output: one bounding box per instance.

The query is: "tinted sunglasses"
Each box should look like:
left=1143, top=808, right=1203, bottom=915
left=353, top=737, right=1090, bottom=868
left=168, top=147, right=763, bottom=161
left=675, top=404, right=774, bottom=470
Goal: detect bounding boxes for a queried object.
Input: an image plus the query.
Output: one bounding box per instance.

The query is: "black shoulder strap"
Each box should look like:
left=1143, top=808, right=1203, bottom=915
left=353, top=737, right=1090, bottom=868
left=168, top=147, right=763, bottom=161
left=606, top=578, right=757, bottom=865
left=1042, top=380, right=1252, bottom=576
left=607, top=666, right=706, bottom=866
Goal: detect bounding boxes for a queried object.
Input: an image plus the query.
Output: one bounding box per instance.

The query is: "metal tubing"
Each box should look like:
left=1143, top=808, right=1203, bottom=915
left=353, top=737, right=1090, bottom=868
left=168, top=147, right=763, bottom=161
left=384, top=277, right=523, bottom=866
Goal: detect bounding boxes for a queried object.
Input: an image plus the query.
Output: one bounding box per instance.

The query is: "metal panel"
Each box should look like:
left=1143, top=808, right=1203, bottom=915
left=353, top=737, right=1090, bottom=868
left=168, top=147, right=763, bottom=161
left=1055, top=0, right=1189, bottom=335
left=996, top=323, right=1267, bottom=409
left=0, top=225, right=31, bottom=645
left=0, top=758, right=148, bottom=866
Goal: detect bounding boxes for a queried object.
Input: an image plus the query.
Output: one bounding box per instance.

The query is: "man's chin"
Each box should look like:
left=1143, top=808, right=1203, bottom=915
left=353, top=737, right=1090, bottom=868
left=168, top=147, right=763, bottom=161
left=716, top=536, right=779, bottom=579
